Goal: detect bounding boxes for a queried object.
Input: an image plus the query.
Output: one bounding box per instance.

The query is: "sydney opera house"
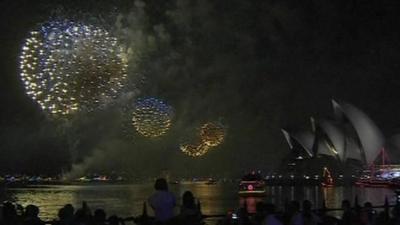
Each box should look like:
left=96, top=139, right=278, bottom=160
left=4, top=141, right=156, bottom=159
left=281, top=100, right=400, bottom=177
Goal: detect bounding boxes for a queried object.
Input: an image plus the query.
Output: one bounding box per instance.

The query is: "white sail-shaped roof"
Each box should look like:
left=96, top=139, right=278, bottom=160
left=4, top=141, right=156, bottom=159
left=292, top=131, right=314, bottom=157
left=319, top=120, right=345, bottom=161
left=281, top=129, right=314, bottom=157
left=281, top=129, right=293, bottom=149
left=332, top=100, right=385, bottom=165
left=332, top=99, right=343, bottom=120
left=317, top=139, right=336, bottom=157
left=345, top=137, right=363, bottom=161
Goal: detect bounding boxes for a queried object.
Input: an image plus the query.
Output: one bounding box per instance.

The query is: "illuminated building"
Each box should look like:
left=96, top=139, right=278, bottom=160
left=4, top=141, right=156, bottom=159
left=282, top=100, right=385, bottom=166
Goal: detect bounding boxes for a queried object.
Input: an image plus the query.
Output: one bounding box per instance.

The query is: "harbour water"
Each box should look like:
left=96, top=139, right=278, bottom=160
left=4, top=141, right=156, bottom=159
left=0, top=183, right=397, bottom=221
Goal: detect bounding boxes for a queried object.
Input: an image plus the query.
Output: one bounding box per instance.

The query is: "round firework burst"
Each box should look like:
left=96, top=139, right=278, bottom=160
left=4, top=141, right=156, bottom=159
left=180, top=142, right=210, bottom=157
left=132, top=97, right=173, bottom=137
left=19, top=20, right=128, bottom=116
left=199, top=122, right=225, bottom=147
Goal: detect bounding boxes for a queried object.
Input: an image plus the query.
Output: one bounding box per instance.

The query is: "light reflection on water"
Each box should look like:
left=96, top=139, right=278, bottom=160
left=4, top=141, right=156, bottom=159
left=0, top=183, right=397, bottom=221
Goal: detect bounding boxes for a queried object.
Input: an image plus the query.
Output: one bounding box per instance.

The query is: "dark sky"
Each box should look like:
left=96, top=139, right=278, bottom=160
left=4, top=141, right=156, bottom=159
left=0, top=0, right=400, bottom=177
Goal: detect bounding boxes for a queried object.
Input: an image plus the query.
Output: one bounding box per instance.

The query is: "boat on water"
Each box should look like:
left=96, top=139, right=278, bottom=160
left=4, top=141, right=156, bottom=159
left=355, top=164, right=400, bottom=188
left=238, top=171, right=266, bottom=197
left=354, top=147, right=400, bottom=188
left=355, top=178, right=392, bottom=188
left=170, top=180, right=180, bottom=185
left=205, top=178, right=217, bottom=185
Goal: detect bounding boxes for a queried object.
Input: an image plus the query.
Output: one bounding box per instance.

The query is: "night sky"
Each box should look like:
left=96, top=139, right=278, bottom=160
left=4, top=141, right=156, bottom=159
left=0, top=0, right=399, bottom=177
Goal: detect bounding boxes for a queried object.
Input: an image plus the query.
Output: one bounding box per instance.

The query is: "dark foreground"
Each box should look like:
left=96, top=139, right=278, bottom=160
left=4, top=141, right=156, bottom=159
left=1, top=198, right=400, bottom=225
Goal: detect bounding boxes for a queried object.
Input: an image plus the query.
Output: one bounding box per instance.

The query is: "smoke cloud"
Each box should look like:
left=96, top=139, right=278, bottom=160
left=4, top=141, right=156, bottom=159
left=1, top=0, right=399, bottom=177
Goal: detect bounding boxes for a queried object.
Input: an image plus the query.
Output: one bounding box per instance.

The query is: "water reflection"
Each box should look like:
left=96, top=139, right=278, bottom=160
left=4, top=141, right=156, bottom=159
left=180, top=183, right=235, bottom=215
left=5, top=185, right=158, bottom=220
left=239, top=197, right=263, bottom=213
left=0, top=183, right=398, bottom=221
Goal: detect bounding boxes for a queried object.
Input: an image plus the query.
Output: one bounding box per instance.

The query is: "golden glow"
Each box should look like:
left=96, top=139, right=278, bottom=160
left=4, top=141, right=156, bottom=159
left=131, top=98, right=173, bottom=138
left=180, top=121, right=226, bottom=157
left=324, top=140, right=338, bottom=155
left=199, top=122, right=225, bottom=147
left=180, top=143, right=210, bottom=157
left=11, top=186, right=75, bottom=220
left=20, top=21, right=128, bottom=116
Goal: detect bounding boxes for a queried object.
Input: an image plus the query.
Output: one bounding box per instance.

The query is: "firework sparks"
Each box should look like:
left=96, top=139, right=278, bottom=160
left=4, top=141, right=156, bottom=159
left=132, top=97, right=173, bottom=137
left=180, top=121, right=226, bottom=157
left=20, top=20, right=128, bottom=116
left=199, top=122, right=225, bottom=147
left=180, top=142, right=210, bottom=157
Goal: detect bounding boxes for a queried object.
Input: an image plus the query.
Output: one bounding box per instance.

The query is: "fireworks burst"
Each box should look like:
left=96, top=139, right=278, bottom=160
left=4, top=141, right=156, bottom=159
left=180, top=121, right=226, bottom=157
left=180, top=142, right=210, bottom=157
left=199, top=122, right=225, bottom=147
left=132, top=97, right=173, bottom=137
left=20, top=20, right=128, bottom=116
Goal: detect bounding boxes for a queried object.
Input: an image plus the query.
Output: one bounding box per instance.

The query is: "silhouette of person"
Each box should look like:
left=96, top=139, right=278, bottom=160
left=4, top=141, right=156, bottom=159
left=179, top=191, right=202, bottom=225
left=94, top=209, right=107, bottom=225
left=263, top=203, right=282, bottom=225
left=302, top=200, right=320, bottom=225
left=23, top=204, right=44, bottom=225
left=148, top=178, right=176, bottom=223
left=1, top=202, right=19, bottom=225
left=340, top=200, right=355, bottom=225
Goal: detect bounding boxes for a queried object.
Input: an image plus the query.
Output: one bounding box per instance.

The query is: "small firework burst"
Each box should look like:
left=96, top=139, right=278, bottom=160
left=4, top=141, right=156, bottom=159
left=180, top=142, right=210, bottom=157
left=132, top=97, right=173, bottom=137
left=180, top=121, right=226, bottom=157
left=199, top=122, right=225, bottom=147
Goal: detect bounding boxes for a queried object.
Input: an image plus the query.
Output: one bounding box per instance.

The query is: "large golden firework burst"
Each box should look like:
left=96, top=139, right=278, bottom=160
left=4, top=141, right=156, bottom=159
left=20, top=20, right=128, bottom=116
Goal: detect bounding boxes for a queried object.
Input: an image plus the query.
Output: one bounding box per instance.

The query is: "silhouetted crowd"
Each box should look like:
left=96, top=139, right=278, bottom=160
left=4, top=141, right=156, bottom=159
left=1, top=178, right=400, bottom=225
left=219, top=199, right=400, bottom=225
left=0, top=201, right=126, bottom=225
left=3, top=196, right=400, bottom=225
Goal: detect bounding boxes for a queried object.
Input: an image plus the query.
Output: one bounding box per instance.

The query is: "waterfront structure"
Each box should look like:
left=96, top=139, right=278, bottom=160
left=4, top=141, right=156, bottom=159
left=282, top=100, right=385, bottom=166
